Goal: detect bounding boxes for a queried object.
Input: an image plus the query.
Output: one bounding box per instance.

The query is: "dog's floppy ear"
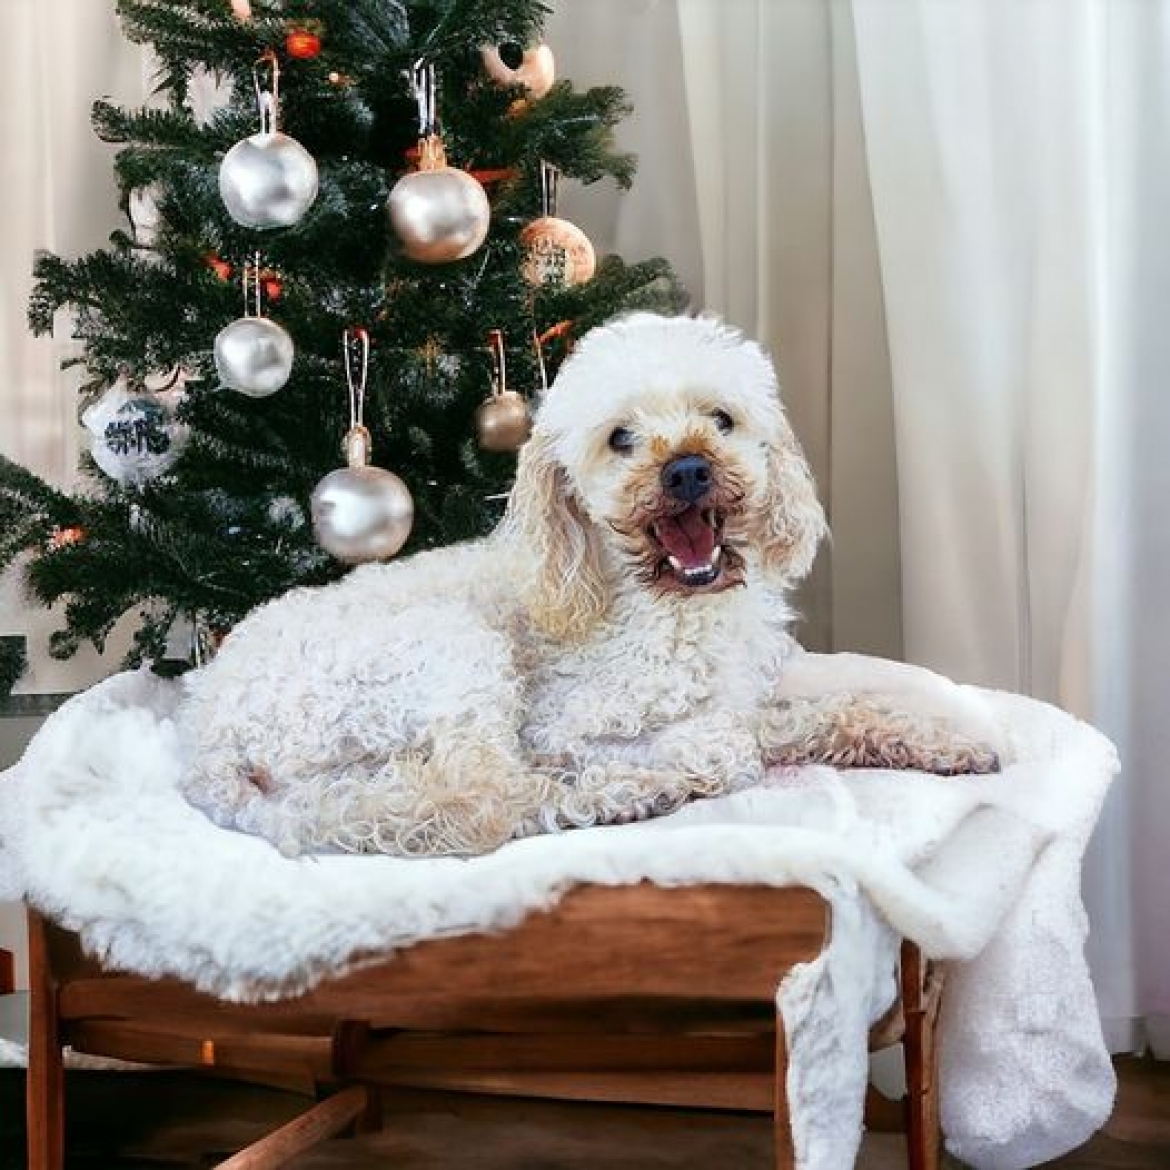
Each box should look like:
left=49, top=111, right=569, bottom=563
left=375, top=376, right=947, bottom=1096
left=501, top=432, right=609, bottom=640
left=758, top=412, right=827, bottom=585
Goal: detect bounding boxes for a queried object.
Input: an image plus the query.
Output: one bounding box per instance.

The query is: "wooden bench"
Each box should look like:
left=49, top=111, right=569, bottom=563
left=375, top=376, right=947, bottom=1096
left=25, top=884, right=943, bottom=1169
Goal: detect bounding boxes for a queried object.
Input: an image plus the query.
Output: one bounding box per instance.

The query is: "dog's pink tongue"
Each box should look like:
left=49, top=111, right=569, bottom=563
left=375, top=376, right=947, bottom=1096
left=657, top=508, right=717, bottom=568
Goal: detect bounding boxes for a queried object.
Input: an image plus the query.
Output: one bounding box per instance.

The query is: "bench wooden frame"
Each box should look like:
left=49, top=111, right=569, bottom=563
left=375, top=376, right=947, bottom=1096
left=24, top=883, right=943, bottom=1169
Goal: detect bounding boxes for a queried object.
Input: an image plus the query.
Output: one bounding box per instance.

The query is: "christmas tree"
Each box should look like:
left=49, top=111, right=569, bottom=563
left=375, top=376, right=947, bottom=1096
left=0, top=0, right=684, bottom=690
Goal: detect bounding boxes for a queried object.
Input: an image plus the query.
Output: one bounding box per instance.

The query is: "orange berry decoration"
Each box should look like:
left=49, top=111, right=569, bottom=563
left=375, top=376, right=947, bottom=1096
left=204, top=252, right=233, bottom=282
left=285, top=28, right=322, bottom=59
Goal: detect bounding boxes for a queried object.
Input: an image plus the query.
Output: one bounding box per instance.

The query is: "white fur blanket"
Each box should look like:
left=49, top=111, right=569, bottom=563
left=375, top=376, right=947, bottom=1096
left=0, top=651, right=1117, bottom=1170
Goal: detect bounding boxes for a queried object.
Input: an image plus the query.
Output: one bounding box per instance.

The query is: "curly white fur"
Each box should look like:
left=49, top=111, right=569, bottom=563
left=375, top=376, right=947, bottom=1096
left=179, top=313, right=995, bottom=857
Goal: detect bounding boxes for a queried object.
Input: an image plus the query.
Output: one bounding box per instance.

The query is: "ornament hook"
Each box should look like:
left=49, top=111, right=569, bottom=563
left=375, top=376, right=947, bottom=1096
left=344, top=326, right=371, bottom=430
left=411, top=58, right=438, bottom=138
left=539, top=160, right=560, bottom=218
left=241, top=252, right=267, bottom=318
left=253, top=48, right=281, bottom=135
left=487, top=329, right=507, bottom=399
left=532, top=327, right=549, bottom=396
left=342, top=326, right=372, bottom=467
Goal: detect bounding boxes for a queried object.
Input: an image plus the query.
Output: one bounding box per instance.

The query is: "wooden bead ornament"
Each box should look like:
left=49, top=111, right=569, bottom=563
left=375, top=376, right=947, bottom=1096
left=480, top=41, right=556, bottom=99
left=519, top=162, right=596, bottom=287
left=476, top=330, right=532, bottom=453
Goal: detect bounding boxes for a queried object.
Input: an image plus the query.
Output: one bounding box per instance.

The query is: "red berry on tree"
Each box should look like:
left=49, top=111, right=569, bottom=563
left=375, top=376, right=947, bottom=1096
left=285, top=29, right=321, bottom=59
left=204, top=252, right=233, bottom=282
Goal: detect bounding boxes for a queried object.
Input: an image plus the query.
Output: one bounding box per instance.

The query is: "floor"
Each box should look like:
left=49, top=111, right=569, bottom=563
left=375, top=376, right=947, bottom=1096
left=0, top=1057, right=1166, bottom=1168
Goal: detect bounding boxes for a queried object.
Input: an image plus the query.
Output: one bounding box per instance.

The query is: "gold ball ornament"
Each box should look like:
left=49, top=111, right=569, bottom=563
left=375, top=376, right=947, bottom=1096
left=519, top=216, right=596, bottom=286
left=476, top=389, right=532, bottom=452
left=480, top=42, right=556, bottom=100
left=387, top=136, right=491, bottom=264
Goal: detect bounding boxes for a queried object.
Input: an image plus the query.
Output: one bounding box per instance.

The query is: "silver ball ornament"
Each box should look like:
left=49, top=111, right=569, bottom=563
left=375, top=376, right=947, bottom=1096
left=311, top=465, right=414, bottom=563
left=214, top=317, right=294, bottom=397
left=387, top=166, right=490, bottom=264
left=219, top=132, right=319, bottom=229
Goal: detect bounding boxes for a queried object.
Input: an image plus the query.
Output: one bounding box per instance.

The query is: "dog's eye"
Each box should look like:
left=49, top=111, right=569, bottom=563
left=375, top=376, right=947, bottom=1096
left=711, top=409, right=734, bottom=434
left=608, top=427, right=637, bottom=454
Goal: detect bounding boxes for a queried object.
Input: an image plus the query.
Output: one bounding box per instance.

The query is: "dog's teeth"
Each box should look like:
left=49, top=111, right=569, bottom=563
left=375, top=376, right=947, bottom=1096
left=712, top=545, right=723, bottom=564
left=667, top=555, right=683, bottom=572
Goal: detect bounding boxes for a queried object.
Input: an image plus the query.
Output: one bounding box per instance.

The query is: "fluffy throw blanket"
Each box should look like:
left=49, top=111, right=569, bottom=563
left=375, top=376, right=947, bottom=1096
left=0, top=651, right=1117, bottom=1170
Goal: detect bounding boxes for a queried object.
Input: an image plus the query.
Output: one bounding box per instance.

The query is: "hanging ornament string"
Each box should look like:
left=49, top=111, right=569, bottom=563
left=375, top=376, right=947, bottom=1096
left=539, top=160, right=560, bottom=218
left=242, top=252, right=265, bottom=319
left=342, top=326, right=372, bottom=468
left=254, top=50, right=281, bottom=136
left=532, top=326, right=549, bottom=396
left=488, top=328, right=506, bottom=395
left=412, top=58, right=439, bottom=140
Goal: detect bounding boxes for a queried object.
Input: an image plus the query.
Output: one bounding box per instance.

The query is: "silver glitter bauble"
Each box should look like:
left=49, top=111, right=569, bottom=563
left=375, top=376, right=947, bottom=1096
left=311, top=466, right=414, bottom=563
left=387, top=166, right=490, bottom=264
left=214, top=317, right=294, bottom=397
left=219, top=131, right=319, bottom=229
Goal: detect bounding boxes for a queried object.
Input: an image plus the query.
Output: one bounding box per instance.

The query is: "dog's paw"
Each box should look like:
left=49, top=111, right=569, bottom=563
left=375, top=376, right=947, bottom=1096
left=917, top=737, right=1000, bottom=777
left=609, top=796, right=662, bottom=825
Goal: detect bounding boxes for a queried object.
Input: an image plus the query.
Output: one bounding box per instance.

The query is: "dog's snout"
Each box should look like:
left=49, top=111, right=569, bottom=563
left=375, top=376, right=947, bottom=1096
left=661, top=454, right=713, bottom=504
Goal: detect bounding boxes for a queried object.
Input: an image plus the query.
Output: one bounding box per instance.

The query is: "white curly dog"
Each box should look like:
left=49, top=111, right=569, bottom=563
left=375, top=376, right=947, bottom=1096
left=180, top=313, right=997, bottom=857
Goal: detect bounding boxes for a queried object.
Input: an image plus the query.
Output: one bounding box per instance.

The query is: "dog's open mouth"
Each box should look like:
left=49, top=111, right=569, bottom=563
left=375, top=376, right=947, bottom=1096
left=648, top=506, right=724, bottom=589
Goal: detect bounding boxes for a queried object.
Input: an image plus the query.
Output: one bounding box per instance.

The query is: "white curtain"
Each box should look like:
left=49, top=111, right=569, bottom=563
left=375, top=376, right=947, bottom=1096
left=0, top=0, right=148, bottom=693
left=848, top=0, right=1161, bottom=1056
left=548, top=0, right=905, bottom=660
left=551, top=0, right=1165, bottom=1054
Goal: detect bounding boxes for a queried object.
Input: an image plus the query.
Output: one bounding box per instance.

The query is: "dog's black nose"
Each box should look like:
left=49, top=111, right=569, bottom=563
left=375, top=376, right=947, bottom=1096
left=661, top=454, right=713, bottom=504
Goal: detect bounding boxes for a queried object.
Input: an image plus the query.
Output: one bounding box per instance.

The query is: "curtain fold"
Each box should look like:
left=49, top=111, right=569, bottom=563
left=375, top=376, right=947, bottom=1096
left=1, top=0, right=148, bottom=693
left=847, top=0, right=1160, bottom=1054
left=553, top=0, right=1161, bottom=1052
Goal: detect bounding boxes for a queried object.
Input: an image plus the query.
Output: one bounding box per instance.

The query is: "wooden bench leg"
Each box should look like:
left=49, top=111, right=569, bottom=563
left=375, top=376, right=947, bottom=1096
left=901, top=942, right=944, bottom=1170
left=774, top=1007, right=797, bottom=1170
left=26, top=910, right=64, bottom=1170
